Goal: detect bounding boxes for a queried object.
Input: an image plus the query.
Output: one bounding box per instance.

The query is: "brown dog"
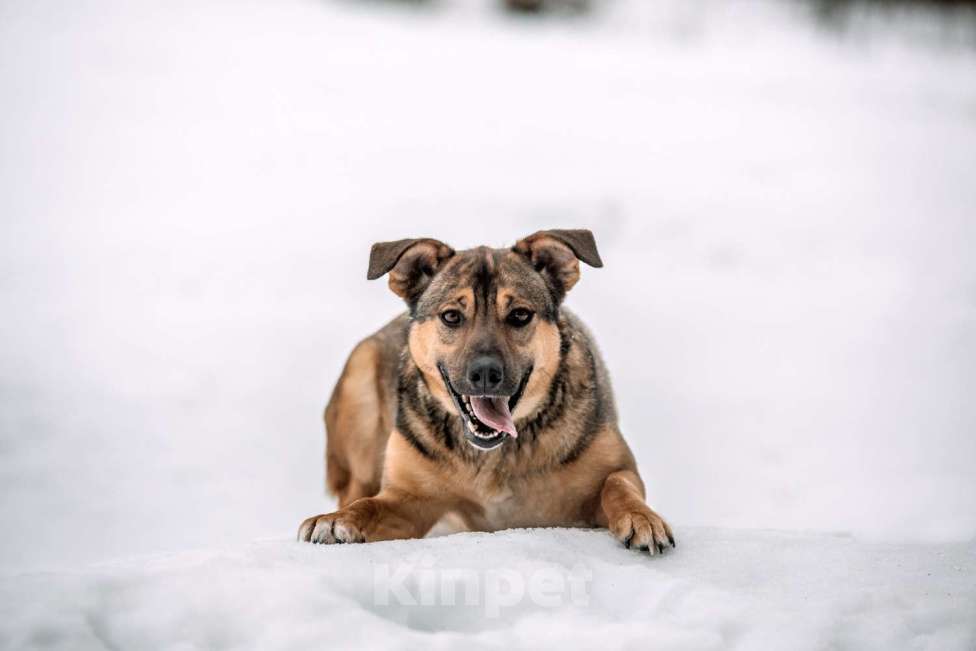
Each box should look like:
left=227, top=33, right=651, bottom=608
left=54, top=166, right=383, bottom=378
left=297, top=229, right=674, bottom=554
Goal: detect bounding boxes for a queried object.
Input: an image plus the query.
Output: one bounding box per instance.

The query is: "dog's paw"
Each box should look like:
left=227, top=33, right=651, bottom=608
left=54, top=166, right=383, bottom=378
left=609, top=506, right=675, bottom=555
left=297, top=511, right=367, bottom=544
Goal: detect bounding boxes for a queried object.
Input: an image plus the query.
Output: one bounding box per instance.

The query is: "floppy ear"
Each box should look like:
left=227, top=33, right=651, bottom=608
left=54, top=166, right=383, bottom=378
left=512, top=229, right=603, bottom=300
left=367, top=237, right=455, bottom=305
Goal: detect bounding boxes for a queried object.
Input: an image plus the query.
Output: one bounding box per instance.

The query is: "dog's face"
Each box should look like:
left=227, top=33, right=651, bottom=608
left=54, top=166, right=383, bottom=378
left=368, top=230, right=602, bottom=451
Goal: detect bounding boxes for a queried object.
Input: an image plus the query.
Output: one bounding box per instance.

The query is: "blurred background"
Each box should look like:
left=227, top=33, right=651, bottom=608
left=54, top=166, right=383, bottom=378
left=1, top=0, right=975, bottom=571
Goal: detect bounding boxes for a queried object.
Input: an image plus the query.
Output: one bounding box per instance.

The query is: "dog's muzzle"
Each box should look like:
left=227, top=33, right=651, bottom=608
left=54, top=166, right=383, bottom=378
left=438, top=364, right=532, bottom=451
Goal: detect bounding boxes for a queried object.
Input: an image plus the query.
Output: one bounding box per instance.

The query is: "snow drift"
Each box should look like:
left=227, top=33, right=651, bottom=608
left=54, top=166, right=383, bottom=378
left=2, top=528, right=974, bottom=650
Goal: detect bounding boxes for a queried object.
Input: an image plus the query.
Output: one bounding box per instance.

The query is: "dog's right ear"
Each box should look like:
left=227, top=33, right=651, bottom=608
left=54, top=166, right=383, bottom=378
left=513, top=229, right=602, bottom=302
left=367, top=238, right=455, bottom=305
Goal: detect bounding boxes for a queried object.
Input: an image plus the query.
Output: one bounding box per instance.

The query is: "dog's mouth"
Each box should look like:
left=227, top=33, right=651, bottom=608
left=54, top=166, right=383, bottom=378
left=437, top=364, right=532, bottom=451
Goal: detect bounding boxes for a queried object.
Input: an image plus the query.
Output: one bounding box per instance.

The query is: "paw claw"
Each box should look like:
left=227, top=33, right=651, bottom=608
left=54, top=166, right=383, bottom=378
left=610, top=507, right=674, bottom=557
left=297, top=511, right=367, bottom=545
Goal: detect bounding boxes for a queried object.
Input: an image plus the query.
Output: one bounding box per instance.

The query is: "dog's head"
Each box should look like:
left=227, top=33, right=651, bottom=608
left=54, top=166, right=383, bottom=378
left=367, top=229, right=603, bottom=451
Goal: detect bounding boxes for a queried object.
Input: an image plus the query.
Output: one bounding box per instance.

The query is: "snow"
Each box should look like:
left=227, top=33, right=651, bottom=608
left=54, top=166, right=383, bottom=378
left=2, top=528, right=974, bottom=650
left=1, top=0, right=976, bottom=647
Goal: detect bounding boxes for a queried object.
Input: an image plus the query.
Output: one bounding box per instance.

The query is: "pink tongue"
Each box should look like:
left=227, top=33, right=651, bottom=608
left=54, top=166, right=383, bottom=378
left=469, top=397, right=518, bottom=438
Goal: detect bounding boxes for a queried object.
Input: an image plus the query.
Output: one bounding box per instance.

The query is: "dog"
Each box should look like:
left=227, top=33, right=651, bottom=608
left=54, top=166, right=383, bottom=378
left=297, top=229, right=674, bottom=554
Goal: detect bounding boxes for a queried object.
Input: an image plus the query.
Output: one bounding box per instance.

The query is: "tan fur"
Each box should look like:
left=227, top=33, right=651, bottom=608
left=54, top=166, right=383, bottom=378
left=407, top=319, right=455, bottom=411
left=323, top=317, right=405, bottom=507
left=299, top=233, right=674, bottom=555
left=510, top=318, right=561, bottom=421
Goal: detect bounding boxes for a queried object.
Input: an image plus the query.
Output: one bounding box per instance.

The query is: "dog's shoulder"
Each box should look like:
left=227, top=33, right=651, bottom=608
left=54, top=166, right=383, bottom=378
left=557, top=307, right=617, bottom=424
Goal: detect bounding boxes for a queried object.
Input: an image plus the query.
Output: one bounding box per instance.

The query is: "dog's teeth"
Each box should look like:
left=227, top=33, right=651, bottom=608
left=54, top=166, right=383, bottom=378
left=473, top=429, right=501, bottom=439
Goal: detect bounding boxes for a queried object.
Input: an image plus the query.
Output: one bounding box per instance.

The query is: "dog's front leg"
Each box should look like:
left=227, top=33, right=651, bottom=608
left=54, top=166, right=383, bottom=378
left=298, top=488, right=446, bottom=544
left=599, top=469, right=675, bottom=555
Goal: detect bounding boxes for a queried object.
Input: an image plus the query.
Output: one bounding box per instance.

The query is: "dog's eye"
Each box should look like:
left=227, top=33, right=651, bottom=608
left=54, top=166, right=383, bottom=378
left=440, top=310, right=464, bottom=327
left=507, top=308, right=534, bottom=327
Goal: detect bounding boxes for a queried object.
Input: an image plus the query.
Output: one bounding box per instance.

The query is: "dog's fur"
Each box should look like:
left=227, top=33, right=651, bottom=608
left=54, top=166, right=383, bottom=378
left=297, top=230, right=674, bottom=554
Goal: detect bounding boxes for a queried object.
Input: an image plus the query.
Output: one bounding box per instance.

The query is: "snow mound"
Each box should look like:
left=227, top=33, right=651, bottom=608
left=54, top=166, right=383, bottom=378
left=1, top=527, right=973, bottom=650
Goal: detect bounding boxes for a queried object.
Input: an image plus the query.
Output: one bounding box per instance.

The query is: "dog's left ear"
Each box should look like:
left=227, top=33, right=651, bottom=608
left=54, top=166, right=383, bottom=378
left=513, top=229, right=603, bottom=300
left=367, top=237, right=455, bottom=306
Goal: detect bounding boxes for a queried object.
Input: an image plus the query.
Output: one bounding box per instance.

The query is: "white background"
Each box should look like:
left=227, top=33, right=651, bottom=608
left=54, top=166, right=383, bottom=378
left=2, top=0, right=975, bottom=572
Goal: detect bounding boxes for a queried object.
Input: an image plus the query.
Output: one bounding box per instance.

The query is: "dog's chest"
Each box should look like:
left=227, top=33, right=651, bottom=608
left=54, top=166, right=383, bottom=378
left=432, top=487, right=521, bottom=535
left=480, top=486, right=518, bottom=527
left=437, top=462, right=597, bottom=533
left=468, top=482, right=587, bottom=531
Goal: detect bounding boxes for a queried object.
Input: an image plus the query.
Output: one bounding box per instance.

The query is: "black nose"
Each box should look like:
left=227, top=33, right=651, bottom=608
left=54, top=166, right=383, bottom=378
left=467, top=355, right=504, bottom=394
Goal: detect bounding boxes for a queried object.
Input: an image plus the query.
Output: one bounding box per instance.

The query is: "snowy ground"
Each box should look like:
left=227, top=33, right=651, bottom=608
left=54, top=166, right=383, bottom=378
left=2, top=528, right=974, bottom=650
left=1, top=0, right=976, bottom=647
